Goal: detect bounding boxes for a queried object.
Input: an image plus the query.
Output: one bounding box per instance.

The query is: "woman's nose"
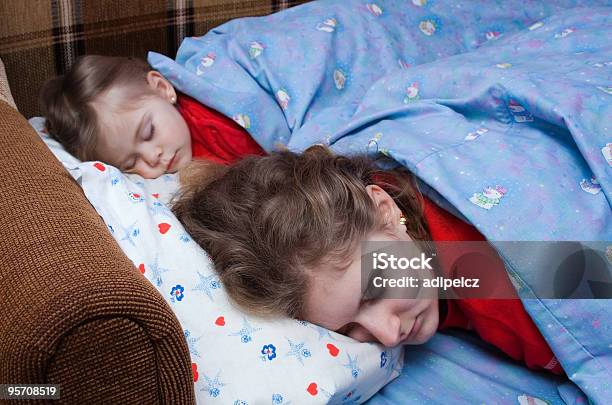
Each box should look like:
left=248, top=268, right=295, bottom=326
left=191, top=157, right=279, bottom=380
left=353, top=306, right=403, bottom=347
left=347, top=324, right=384, bottom=344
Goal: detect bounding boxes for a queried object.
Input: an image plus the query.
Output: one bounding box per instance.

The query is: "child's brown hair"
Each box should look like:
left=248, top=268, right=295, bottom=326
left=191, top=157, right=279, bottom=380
left=38, top=55, right=156, bottom=161
left=172, top=145, right=431, bottom=319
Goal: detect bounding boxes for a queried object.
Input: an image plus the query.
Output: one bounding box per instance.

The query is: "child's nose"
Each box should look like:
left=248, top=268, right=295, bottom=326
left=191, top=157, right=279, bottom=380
left=144, top=147, right=163, bottom=167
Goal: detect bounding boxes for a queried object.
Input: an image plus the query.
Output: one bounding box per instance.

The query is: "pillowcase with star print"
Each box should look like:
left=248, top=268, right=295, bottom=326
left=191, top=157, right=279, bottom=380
left=29, top=115, right=404, bottom=404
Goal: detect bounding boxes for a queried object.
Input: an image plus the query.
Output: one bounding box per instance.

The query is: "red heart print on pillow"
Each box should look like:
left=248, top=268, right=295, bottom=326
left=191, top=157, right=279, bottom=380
left=326, top=343, right=340, bottom=357
left=158, top=223, right=171, bottom=234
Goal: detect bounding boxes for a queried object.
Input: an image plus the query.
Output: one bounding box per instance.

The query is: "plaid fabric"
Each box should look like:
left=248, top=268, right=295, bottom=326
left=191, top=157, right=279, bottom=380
left=0, top=0, right=311, bottom=119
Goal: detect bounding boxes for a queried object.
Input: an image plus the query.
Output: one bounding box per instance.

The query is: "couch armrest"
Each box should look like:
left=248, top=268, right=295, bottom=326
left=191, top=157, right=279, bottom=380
left=0, top=100, right=195, bottom=403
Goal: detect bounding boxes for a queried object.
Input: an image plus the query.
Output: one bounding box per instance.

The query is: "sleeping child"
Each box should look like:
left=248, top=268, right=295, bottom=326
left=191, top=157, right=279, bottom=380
left=171, top=145, right=566, bottom=376
left=38, top=54, right=265, bottom=179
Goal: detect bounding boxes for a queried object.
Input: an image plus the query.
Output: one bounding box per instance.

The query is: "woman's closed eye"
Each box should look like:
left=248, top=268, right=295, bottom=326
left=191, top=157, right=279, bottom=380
left=336, top=322, right=358, bottom=335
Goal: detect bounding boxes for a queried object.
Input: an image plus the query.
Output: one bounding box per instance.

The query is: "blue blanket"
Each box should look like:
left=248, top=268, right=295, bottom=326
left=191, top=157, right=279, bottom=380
left=149, top=1, right=612, bottom=402
left=368, top=329, right=576, bottom=405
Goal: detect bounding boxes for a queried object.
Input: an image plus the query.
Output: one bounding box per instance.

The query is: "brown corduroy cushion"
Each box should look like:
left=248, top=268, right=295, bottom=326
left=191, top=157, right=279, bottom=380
left=0, top=100, right=195, bottom=403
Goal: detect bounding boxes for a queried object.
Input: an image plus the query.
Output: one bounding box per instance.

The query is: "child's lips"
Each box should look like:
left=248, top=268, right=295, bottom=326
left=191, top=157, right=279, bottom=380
left=167, top=153, right=177, bottom=172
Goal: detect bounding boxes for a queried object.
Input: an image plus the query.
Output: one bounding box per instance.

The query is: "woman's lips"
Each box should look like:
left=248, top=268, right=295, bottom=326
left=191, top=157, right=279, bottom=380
left=405, top=316, right=423, bottom=341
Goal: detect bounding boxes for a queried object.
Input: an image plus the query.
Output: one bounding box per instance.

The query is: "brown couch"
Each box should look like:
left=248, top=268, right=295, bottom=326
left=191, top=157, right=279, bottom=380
left=0, top=1, right=308, bottom=403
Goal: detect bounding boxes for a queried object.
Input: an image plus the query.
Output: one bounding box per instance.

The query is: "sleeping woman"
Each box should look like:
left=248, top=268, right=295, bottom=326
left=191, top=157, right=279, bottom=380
left=171, top=145, right=565, bottom=376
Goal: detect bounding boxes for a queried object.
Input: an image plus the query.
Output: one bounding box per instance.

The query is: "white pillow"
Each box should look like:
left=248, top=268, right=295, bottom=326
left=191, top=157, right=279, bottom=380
left=30, top=116, right=404, bottom=404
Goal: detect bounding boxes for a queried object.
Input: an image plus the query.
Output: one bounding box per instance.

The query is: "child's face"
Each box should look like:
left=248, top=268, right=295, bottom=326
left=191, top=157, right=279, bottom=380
left=93, top=72, right=192, bottom=179
left=303, top=186, right=439, bottom=347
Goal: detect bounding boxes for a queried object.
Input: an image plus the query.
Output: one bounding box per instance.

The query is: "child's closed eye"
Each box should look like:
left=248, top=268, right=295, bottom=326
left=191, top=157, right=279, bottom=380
left=124, top=160, right=136, bottom=171
left=143, top=124, right=155, bottom=141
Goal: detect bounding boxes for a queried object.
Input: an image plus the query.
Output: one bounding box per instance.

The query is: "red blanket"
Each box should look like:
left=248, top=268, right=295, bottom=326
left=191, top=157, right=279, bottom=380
left=423, top=198, right=563, bottom=375
left=177, top=93, right=266, bottom=165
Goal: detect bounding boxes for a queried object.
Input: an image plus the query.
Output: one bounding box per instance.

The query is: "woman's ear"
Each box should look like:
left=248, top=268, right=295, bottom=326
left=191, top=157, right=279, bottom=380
left=365, top=184, right=398, bottom=230
left=146, top=70, right=176, bottom=102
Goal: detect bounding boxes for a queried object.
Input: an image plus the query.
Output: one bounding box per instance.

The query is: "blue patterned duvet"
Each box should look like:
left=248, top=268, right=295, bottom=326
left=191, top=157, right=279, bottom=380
left=149, top=1, right=611, bottom=403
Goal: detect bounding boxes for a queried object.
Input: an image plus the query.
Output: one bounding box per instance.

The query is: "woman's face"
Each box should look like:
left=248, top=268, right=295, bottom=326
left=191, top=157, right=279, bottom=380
left=302, top=185, right=439, bottom=347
